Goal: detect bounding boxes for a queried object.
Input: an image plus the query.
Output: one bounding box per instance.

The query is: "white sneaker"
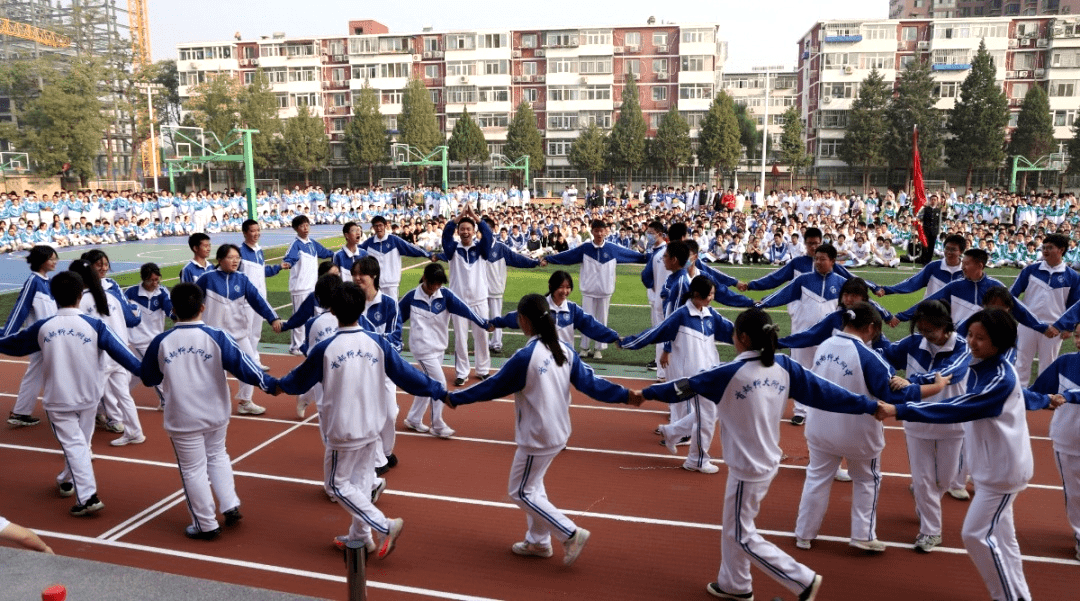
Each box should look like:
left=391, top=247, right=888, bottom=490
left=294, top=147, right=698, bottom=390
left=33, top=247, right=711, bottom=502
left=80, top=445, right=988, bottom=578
left=683, top=462, right=719, bottom=474
left=947, top=488, right=970, bottom=501
left=258, top=363, right=270, bottom=371
left=370, top=478, right=387, bottom=504
left=238, top=401, right=266, bottom=415
left=296, top=398, right=308, bottom=419
left=432, top=426, right=455, bottom=439
left=288, top=348, right=304, bottom=357
left=403, top=420, right=429, bottom=433
left=592, top=351, right=602, bottom=360
left=914, top=533, right=941, bottom=553
left=377, top=518, right=404, bottom=559
left=849, top=538, right=886, bottom=553
left=563, top=528, right=590, bottom=565
left=801, top=574, right=823, bottom=601
left=795, top=538, right=812, bottom=550
left=511, top=541, right=553, bottom=558
left=834, top=468, right=852, bottom=482
left=580, top=349, right=593, bottom=358
left=110, top=433, right=146, bottom=447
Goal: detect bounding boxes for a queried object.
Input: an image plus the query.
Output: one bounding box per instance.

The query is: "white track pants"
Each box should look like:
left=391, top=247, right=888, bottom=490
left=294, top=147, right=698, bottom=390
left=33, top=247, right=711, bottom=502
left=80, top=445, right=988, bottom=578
left=906, top=435, right=964, bottom=536
left=1056, top=451, right=1080, bottom=549
left=452, top=301, right=489, bottom=380
left=487, top=297, right=504, bottom=350
left=407, top=355, right=450, bottom=431
left=717, top=475, right=817, bottom=597
left=649, top=299, right=666, bottom=381
left=233, top=335, right=257, bottom=403
left=579, top=295, right=610, bottom=352
left=169, top=425, right=239, bottom=533
left=48, top=408, right=97, bottom=505
left=507, top=447, right=577, bottom=547
left=101, top=367, right=143, bottom=439
left=289, top=292, right=308, bottom=351
left=788, top=347, right=815, bottom=418
left=12, top=351, right=44, bottom=416
left=328, top=443, right=390, bottom=544
left=795, top=448, right=882, bottom=543
left=1015, top=325, right=1062, bottom=386
left=665, top=395, right=716, bottom=470
left=962, top=488, right=1031, bottom=601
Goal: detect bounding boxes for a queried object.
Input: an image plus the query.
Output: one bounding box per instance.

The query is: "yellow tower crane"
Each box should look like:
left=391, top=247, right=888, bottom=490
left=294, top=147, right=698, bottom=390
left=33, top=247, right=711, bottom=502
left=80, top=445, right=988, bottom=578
left=126, top=0, right=159, bottom=184
left=0, top=17, right=72, bottom=48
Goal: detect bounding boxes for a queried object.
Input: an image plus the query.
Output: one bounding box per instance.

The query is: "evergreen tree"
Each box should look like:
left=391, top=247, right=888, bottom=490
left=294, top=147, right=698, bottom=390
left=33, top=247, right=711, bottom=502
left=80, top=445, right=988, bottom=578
left=839, top=68, right=890, bottom=191
left=343, top=82, right=390, bottom=186
left=152, top=59, right=182, bottom=125
left=569, top=122, right=607, bottom=184
left=1065, top=102, right=1080, bottom=176
left=447, top=108, right=489, bottom=185
left=779, top=106, right=812, bottom=186
left=281, top=104, right=329, bottom=186
left=183, top=72, right=241, bottom=150
left=947, top=40, right=1009, bottom=190
left=697, top=91, right=742, bottom=188
left=397, top=78, right=441, bottom=185
left=607, top=74, right=647, bottom=189
left=732, top=101, right=762, bottom=162
left=238, top=69, right=283, bottom=171
left=505, top=100, right=545, bottom=186
left=884, top=58, right=944, bottom=174
left=651, top=106, right=691, bottom=181
left=1009, top=84, right=1056, bottom=188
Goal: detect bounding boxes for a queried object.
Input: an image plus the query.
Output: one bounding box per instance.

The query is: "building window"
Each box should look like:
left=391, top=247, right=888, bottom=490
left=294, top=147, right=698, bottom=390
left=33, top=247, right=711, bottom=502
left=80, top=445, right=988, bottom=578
left=1054, top=110, right=1076, bottom=127
left=550, top=58, right=578, bottom=73
left=626, top=59, right=641, bottom=75
left=580, top=56, right=613, bottom=74
left=481, top=60, right=509, bottom=75
left=446, top=86, right=477, bottom=104
left=682, top=111, right=705, bottom=128
left=379, top=63, right=410, bottom=78
left=521, top=34, right=538, bottom=48
left=624, top=32, right=641, bottom=49
left=424, top=64, right=440, bottom=79
left=653, top=32, right=668, bottom=46
left=446, top=34, right=475, bottom=50
left=545, top=32, right=578, bottom=47
left=902, top=26, right=919, bottom=41
left=476, top=113, right=509, bottom=128
left=653, top=59, right=669, bottom=75
left=424, top=37, right=440, bottom=52
left=681, top=29, right=712, bottom=44
left=679, top=84, right=714, bottom=99
left=243, top=71, right=255, bottom=85
left=583, top=30, right=612, bottom=45
left=331, top=118, right=347, bottom=131
left=547, top=140, right=573, bottom=155
left=430, top=90, right=440, bottom=104
left=522, top=62, right=538, bottom=76
left=933, top=81, right=958, bottom=97
left=292, top=93, right=320, bottom=107
left=478, top=33, right=509, bottom=48
left=548, top=113, right=578, bottom=130
left=680, top=56, right=707, bottom=71
left=478, top=87, right=510, bottom=102
left=333, top=92, right=349, bottom=107
left=276, top=94, right=288, bottom=109
left=582, top=85, right=612, bottom=100
left=380, top=90, right=403, bottom=105
left=549, top=85, right=580, bottom=101
left=826, top=82, right=859, bottom=98
left=447, top=62, right=478, bottom=76
left=581, top=110, right=611, bottom=128
left=1050, top=81, right=1077, bottom=96
left=819, top=140, right=840, bottom=157
left=352, top=65, right=377, bottom=80
left=523, top=88, right=540, bottom=103
left=652, top=86, right=668, bottom=101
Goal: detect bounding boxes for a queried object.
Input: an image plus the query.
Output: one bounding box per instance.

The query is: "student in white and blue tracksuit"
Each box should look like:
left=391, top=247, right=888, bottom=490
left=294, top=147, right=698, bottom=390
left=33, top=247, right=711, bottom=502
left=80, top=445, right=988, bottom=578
left=194, top=244, right=283, bottom=415
left=641, top=307, right=880, bottom=601
left=794, top=302, right=941, bottom=552
left=620, top=276, right=734, bottom=473
left=358, top=215, right=431, bottom=300
left=282, top=215, right=334, bottom=353
left=488, top=271, right=619, bottom=350
left=180, top=233, right=214, bottom=284
left=124, top=263, right=173, bottom=405
left=778, top=277, right=893, bottom=352
left=140, top=283, right=277, bottom=539
left=880, top=300, right=971, bottom=552
left=641, top=221, right=672, bottom=378
left=333, top=221, right=368, bottom=281
left=437, top=208, right=494, bottom=382
left=878, top=308, right=1035, bottom=601
left=4, top=245, right=58, bottom=426
left=240, top=219, right=289, bottom=369
left=0, top=271, right=142, bottom=516
left=874, top=233, right=966, bottom=299
left=895, top=248, right=1006, bottom=327
left=277, top=283, right=446, bottom=558
left=446, top=293, right=633, bottom=566
left=546, top=218, right=647, bottom=357
left=294, top=273, right=342, bottom=421
left=1010, top=233, right=1080, bottom=384
left=399, top=263, right=489, bottom=437
left=482, top=216, right=542, bottom=353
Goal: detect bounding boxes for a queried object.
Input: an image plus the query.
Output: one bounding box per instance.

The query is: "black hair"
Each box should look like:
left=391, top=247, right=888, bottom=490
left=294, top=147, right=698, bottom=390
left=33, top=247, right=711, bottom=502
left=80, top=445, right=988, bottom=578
left=49, top=271, right=84, bottom=308
left=242, top=219, right=259, bottom=233
left=548, top=270, right=574, bottom=296
left=839, top=277, right=870, bottom=303
left=590, top=219, right=607, bottom=230
left=291, top=214, right=310, bottom=229
left=27, top=245, right=56, bottom=272
left=841, top=301, right=882, bottom=332
left=317, top=260, right=337, bottom=278
left=666, top=240, right=690, bottom=268
left=371, top=215, right=387, bottom=226
left=188, top=232, right=210, bottom=252
left=967, top=308, right=1018, bottom=354
left=964, top=248, right=989, bottom=266
left=80, top=248, right=109, bottom=269
left=421, top=262, right=448, bottom=285
left=171, top=283, right=204, bottom=321
left=331, top=281, right=366, bottom=326
left=685, top=239, right=699, bottom=255
left=458, top=216, right=476, bottom=228
left=140, top=262, right=161, bottom=282
left=1045, top=233, right=1070, bottom=251
left=314, top=273, right=343, bottom=309
left=648, top=220, right=666, bottom=236
left=667, top=222, right=688, bottom=241
left=804, top=227, right=823, bottom=241
left=734, top=307, right=779, bottom=367
left=681, top=275, right=715, bottom=306
left=982, top=285, right=1014, bottom=309
left=910, top=299, right=954, bottom=336
left=68, top=259, right=108, bottom=316
left=351, top=256, right=381, bottom=289
left=944, top=234, right=967, bottom=251
left=482, top=216, right=496, bottom=229
left=342, top=221, right=360, bottom=236
left=815, top=243, right=838, bottom=261
left=518, top=293, right=567, bottom=366
left=215, top=243, right=240, bottom=263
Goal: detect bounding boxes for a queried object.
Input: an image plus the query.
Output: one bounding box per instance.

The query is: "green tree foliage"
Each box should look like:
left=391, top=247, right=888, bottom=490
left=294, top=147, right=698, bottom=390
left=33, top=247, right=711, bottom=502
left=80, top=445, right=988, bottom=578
left=732, top=101, right=761, bottom=161
left=238, top=69, right=284, bottom=170
left=183, top=72, right=241, bottom=149
left=343, top=82, right=390, bottom=186
left=505, top=100, right=545, bottom=183
left=281, top=104, right=329, bottom=186
left=11, top=59, right=106, bottom=185
left=1009, top=85, right=1056, bottom=189
left=947, top=41, right=1009, bottom=190
left=607, top=74, right=647, bottom=188
left=151, top=59, right=182, bottom=125
left=650, top=106, right=691, bottom=180
left=884, top=58, right=943, bottom=172
left=839, top=68, right=890, bottom=190
left=398, top=78, right=441, bottom=154
left=697, top=91, right=742, bottom=187
left=569, top=122, right=607, bottom=183
left=779, top=106, right=812, bottom=182
left=1065, top=102, right=1080, bottom=176
left=447, top=108, right=489, bottom=185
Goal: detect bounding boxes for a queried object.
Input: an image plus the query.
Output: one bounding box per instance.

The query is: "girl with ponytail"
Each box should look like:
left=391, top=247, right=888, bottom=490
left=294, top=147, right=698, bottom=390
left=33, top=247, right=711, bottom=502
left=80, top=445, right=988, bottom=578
left=446, top=293, right=636, bottom=566
left=639, top=306, right=885, bottom=601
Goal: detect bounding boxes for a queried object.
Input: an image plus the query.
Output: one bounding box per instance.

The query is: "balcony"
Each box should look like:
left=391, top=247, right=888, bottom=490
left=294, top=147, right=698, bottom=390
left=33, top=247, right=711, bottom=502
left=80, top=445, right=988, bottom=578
left=823, top=35, right=863, bottom=43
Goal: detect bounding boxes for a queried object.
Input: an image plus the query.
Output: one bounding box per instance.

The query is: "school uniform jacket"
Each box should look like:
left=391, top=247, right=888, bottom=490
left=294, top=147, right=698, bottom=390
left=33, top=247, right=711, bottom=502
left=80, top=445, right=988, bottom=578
left=360, top=291, right=403, bottom=352
left=642, top=351, right=878, bottom=482
left=439, top=220, right=494, bottom=305
left=1029, top=353, right=1080, bottom=457
left=240, top=242, right=283, bottom=298
left=2, top=272, right=56, bottom=337
left=194, top=270, right=279, bottom=340
left=808, top=332, right=922, bottom=459
left=878, top=259, right=963, bottom=297
left=0, top=308, right=141, bottom=411
left=895, top=354, right=1034, bottom=494
left=620, top=302, right=734, bottom=377
left=399, top=285, right=488, bottom=359
left=1010, top=260, right=1080, bottom=324
left=881, top=332, right=970, bottom=440
left=124, top=284, right=173, bottom=349
left=277, top=326, right=445, bottom=450
left=283, top=237, right=334, bottom=293
left=745, top=255, right=863, bottom=291
left=546, top=240, right=647, bottom=298
left=180, top=260, right=214, bottom=284
left=778, top=303, right=893, bottom=351
left=141, top=322, right=276, bottom=434
left=359, top=233, right=430, bottom=288
left=447, top=337, right=629, bottom=454
left=661, top=268, right=691, bottom=317
left=332, top=246, right=368, bottom=280
left=490, top=295, right=618, bottom=348
left=759, top=270, right=846, bottom=331
left=485, top=241, right=540, bottom=298
left=640, top=243, right=670, bottom=305
left=896, top=275, right=1007, bottom=325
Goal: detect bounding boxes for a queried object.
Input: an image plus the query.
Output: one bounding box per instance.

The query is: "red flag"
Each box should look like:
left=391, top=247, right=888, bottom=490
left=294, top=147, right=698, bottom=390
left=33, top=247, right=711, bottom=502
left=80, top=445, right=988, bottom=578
left=911, top=125, right=928, bottom=246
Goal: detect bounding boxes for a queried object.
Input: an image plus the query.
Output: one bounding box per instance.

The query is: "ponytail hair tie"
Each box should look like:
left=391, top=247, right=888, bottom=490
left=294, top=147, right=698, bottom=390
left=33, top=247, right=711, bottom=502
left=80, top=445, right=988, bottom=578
left=762, top=323, right=780, bottom=334
left=846, top=309, right=857, bottom=320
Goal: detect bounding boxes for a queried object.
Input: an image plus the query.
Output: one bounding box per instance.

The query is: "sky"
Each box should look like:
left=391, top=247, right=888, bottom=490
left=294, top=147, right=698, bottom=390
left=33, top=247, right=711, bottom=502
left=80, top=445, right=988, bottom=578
left=149, top=0, right=885, bottom=72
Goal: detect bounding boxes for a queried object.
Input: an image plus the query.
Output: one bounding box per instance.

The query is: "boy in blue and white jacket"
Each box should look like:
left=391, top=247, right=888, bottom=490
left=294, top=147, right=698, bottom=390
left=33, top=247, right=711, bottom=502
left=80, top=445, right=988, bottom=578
left=277, top=282, right=445, bottom=558
left=482, top=216, right=542, bottom=354
left=437, top=206, right=494, bottom=384
left=4, top=245, right=58, bottom=426
left=141, top=283, right=277, bottom=540
left=124, top=263, right=173, bottom=406
left=282, top=215, right=334, bottom=354
left=358, top=215, right=431, bottom=300
left=239, top=219, right=290, bottom=370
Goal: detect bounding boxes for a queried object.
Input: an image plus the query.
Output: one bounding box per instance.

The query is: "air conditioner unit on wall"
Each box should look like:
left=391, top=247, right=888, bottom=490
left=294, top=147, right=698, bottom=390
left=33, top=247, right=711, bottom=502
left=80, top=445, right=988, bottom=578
left=1021, top=38, right=1033, bottom=47
left=535, top=49, right=546, bottom=57
left=613, top=46, right=624, bottom=53
left=917, top=41, right=930, bottom=50
left=460, top=75, right=469, bottom=84
left=1019, top=70, right=1031, bottom=77
left=822, top=95, right=832, bottom=104
left=657, top=44, right=668, bottom=52
left=843, top=66, right=854, bottom=74
left=1035, top=68, right=1046, bottom=77
left=512, top=50, right=522, bottom=58
left=423, top=51, right=433, bottom=59
left=1007, top=70, right=1018, bottom=78
left=1009, top=39, right=1019, bottom=47
left=657, top=72, right=669, bottom=80
left=1037, top=38, right=1048, bottom=47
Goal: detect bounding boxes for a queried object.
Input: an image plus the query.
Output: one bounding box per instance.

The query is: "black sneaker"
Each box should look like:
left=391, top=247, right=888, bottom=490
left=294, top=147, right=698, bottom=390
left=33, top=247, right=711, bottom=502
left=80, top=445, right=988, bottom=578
left=706, top=582, right=753, bottom=600
left=223, top=507, right=242, bottom=527
left=57, top=482, right=75, bottom=498
left=646, top=361, right=658, bottom=371
left=7, top=412, right=40, bottom=426
left=453, top=377, right=466, bottom=387
left=184, top=524, right=222, bottom=540
left=476, top=373, right=491, bottom=381
left=70, top=494, right=104, bottom=516
left=375, top=463, right=391, bottom=476
left=384, top=454, right=398, bottom=469
left=790, top=415, right=806, bottom=426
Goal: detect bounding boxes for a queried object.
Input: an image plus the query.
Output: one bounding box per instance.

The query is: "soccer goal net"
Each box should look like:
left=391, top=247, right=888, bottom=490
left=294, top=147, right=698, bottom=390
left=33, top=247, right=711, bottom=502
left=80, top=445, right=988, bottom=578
left=379, top=178, right=412, bottom=190
left=533, top=177, right=588, bottom=200
left=254, top=179, right=281, bottom=196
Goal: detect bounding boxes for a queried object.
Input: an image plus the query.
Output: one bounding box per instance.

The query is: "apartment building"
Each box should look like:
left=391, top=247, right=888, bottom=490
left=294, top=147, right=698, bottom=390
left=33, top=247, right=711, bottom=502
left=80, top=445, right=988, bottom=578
left=176, top=19, right=727, bottom=181
left=720, top=69, right=799, bottom=165
left=798, top=16, right=1080, bottom=177
left=890, top=0, right=1080, bottom=20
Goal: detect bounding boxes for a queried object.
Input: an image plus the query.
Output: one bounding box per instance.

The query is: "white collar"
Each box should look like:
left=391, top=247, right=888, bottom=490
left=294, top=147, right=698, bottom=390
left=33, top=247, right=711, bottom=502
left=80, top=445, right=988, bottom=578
left=919, top=331, right=957, bottom=354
